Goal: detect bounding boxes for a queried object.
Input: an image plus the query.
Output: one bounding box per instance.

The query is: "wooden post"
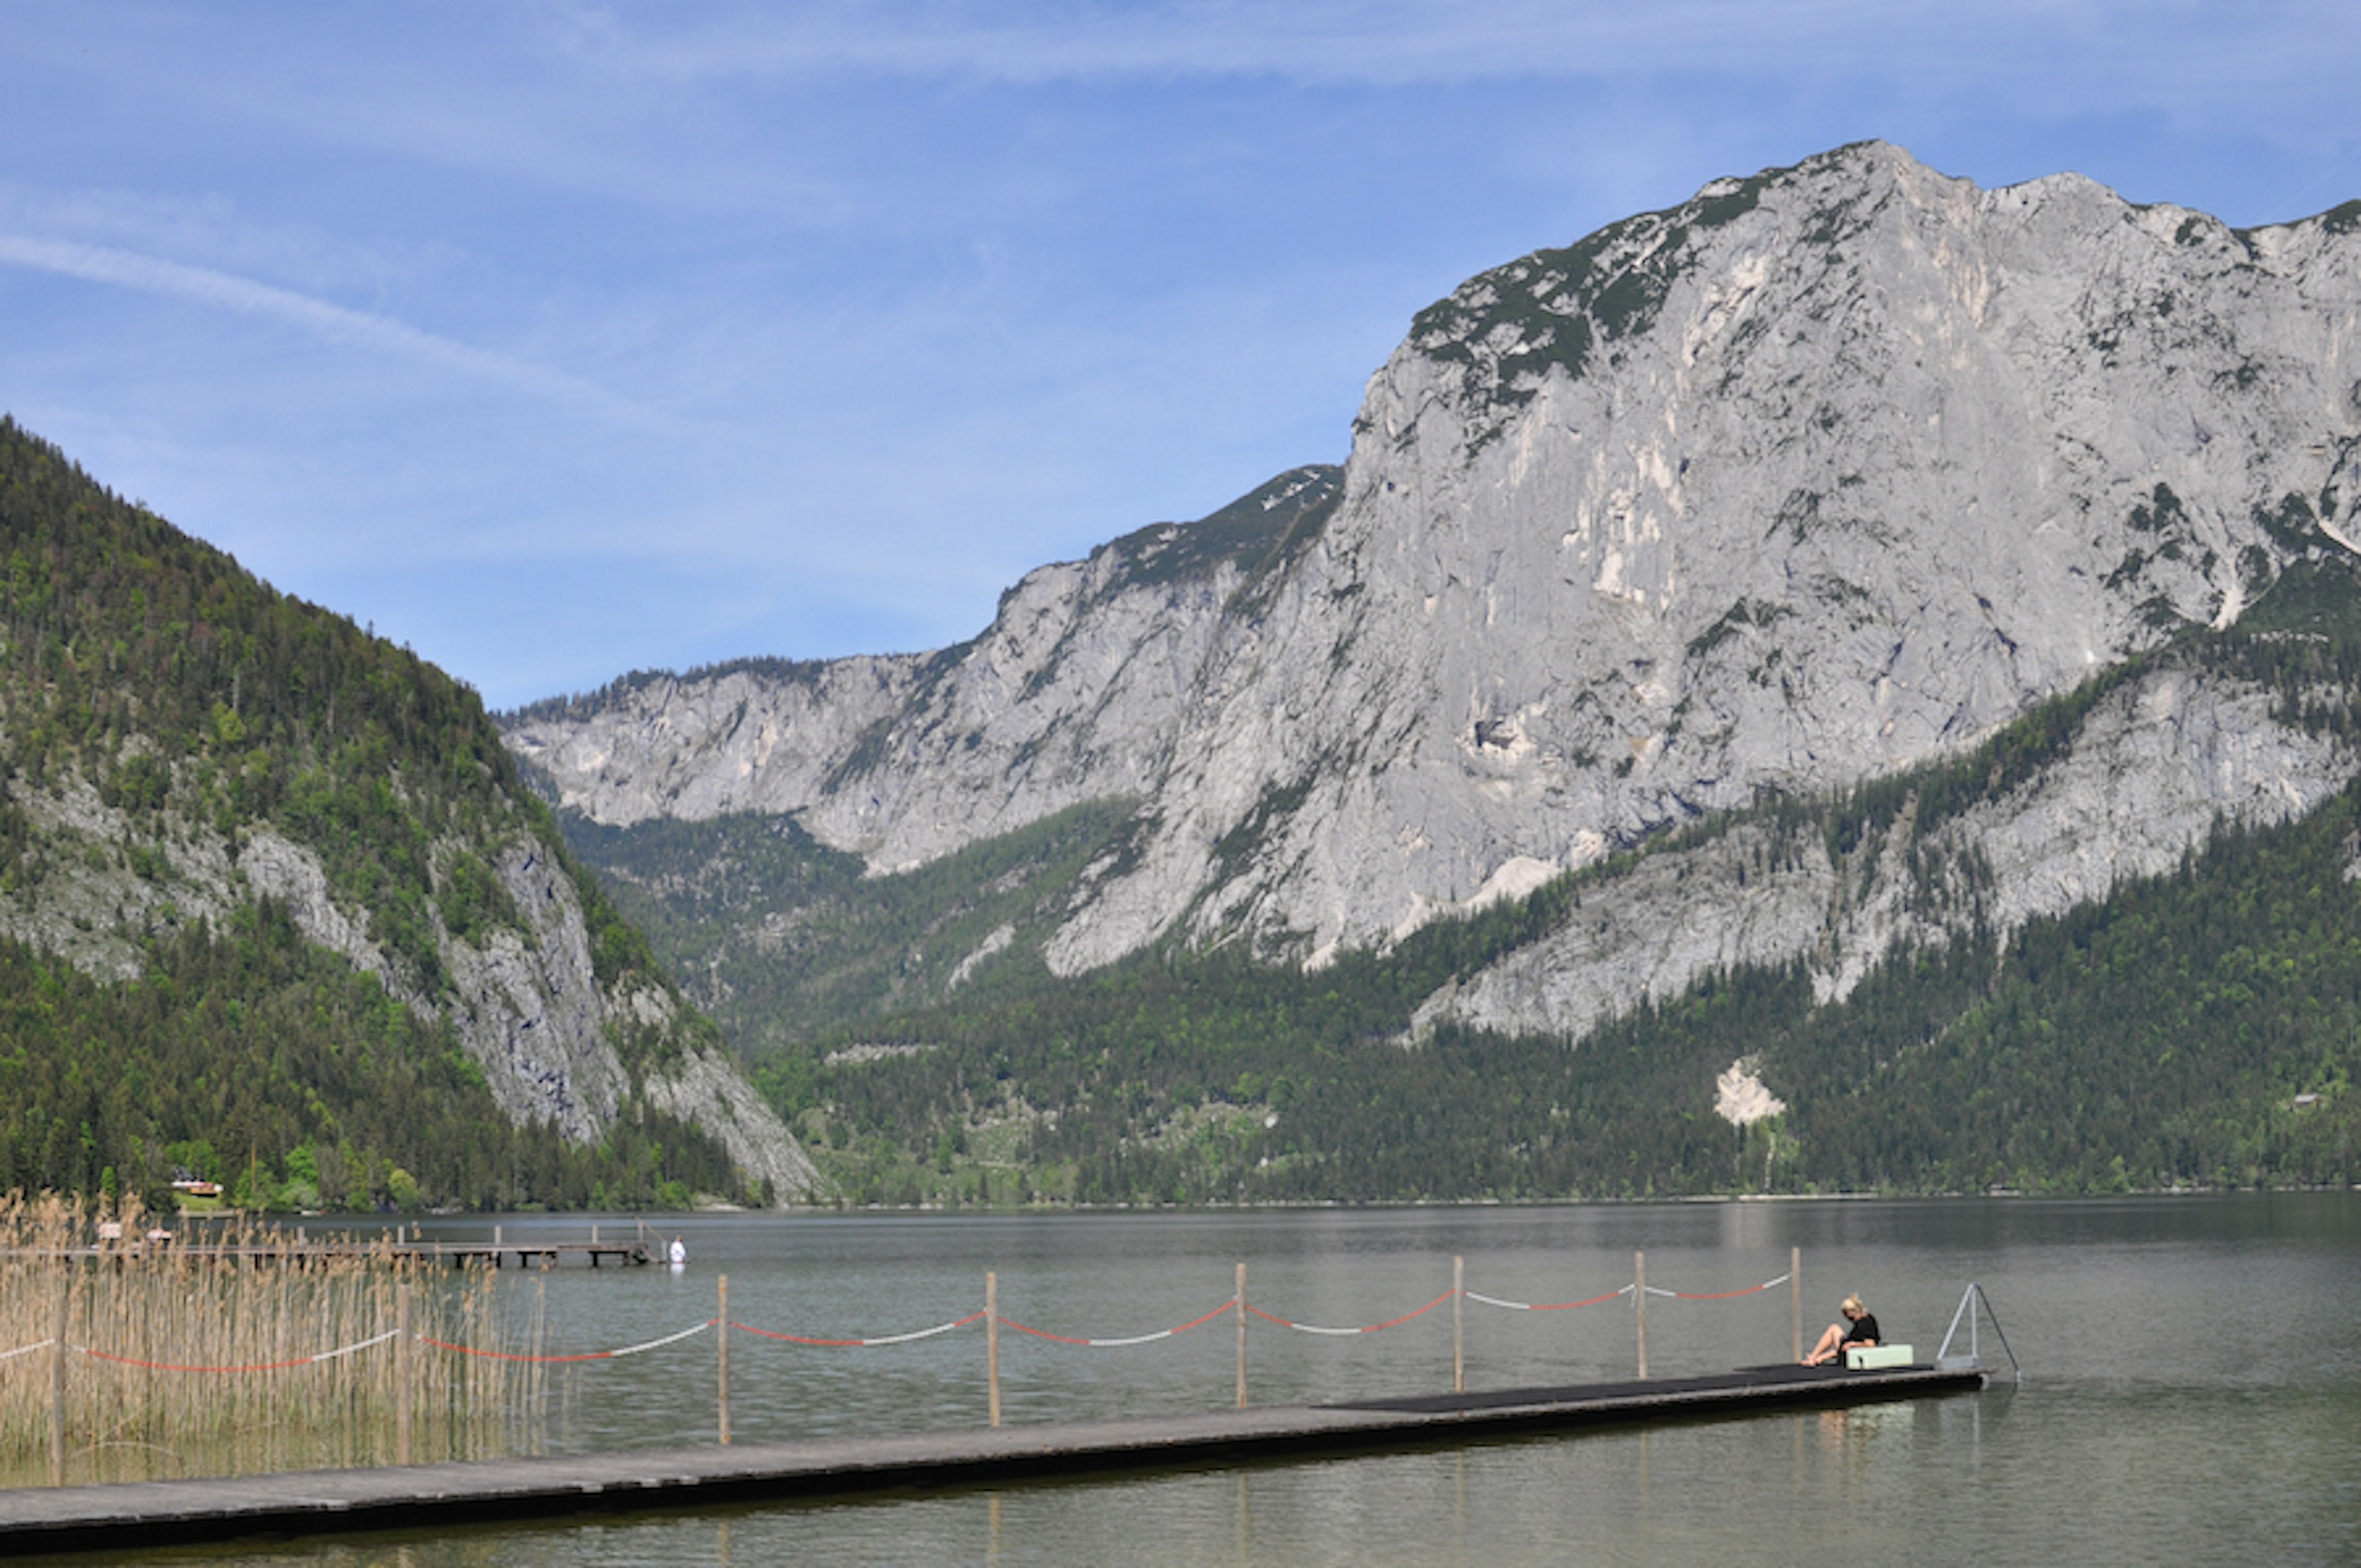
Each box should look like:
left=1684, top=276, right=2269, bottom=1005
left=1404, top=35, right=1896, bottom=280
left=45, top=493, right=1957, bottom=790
left=1790, top=1247, right=1802, bottom=1364
left=1235, top=1263, right=1248, bottom=1411
left=1635, top=1251, right=1648, bottom=1380
left=718, top=1275, right=732, bottom=1444
left=986, top=1271, right=1002, bottom=1428
left=1452, top=1256, right=1465, bottom=1394
left=395, top=1285, right=413, bottom=1466
left=532, top=1276, right=547, bottom=1450
left=49, top=1277, right=68, bottom=1487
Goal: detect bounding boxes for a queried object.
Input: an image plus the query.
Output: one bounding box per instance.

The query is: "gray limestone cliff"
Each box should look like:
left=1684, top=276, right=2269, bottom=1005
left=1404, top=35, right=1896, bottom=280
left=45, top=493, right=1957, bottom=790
left=0, top=761, right=821, bottom=1202
left=1413, top=661, right=2357, bottom=1044
left=505, top=143, right=2361, bottom=1044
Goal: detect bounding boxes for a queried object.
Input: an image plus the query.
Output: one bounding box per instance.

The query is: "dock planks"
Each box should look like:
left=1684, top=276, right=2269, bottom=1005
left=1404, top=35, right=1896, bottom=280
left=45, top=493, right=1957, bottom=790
left=3, top=1240, right=649, bottom=1269
left=0, top=1361, right=1983, bottom=1556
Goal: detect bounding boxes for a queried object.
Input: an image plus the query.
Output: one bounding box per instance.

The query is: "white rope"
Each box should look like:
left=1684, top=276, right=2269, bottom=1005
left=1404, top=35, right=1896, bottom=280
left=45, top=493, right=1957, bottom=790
left=1645, top=1272, right=1794, bottom=1301
left=1082, top=1329, right=1177, bottom=1347
left=305, top=1328, right=402, bottom=1363
left=1279, top=1321, right=1366, bottom=1336
left=859, top=1317, right=973, bottom=1347
left=0, top=1339, right=55, bottom=1362
left=601, top=1320, right=716, bottom=1358
left=1464, top=1285, right=1634, bottom=1312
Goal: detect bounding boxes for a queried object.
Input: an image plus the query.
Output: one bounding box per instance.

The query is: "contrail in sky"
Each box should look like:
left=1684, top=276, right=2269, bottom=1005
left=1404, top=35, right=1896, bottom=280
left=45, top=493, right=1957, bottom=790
left=0, top=233, right=663, bottom=429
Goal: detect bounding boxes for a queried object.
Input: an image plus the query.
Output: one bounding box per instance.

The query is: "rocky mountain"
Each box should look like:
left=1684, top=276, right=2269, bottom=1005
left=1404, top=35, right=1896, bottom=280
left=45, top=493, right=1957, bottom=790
left=0, top=420, right=819, bottom=1207
left=507, top=141, right=2361, bottom=1052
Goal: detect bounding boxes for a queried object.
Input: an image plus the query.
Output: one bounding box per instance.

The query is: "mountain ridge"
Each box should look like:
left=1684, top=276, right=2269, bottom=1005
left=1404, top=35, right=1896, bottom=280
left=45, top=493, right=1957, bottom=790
left=499, top=143, right=2361, bottom=1200
left=510, top=141, right=2361, bottom=988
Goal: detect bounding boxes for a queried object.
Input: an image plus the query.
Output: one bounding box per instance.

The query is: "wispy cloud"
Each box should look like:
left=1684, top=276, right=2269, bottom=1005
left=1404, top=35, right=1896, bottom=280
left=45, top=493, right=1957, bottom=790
left=558, top=0, right=2354, bottom=101
left=560, top=0, right=1861, bottom=84
left=0, top=181, right=455, bottom=300
left=8, top=0, right=2358, bottom=706
left=0, top=234, right=666, bottom=430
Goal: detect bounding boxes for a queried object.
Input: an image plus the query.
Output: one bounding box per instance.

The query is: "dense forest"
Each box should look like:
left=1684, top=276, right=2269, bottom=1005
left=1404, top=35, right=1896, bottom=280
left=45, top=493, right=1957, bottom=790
left=566, top=566, right=2361, bottom=1205
left=742, top=782, right=2358, bottom=1207
left=0, top=417, right=756, bottom=1209
left=0, top=903, right=738, bottom=1212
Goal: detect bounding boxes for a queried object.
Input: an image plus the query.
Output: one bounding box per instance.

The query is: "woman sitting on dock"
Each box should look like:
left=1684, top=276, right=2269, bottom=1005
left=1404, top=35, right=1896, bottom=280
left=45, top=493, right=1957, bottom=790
left=1802, top=1296, right=1879, bottom=1366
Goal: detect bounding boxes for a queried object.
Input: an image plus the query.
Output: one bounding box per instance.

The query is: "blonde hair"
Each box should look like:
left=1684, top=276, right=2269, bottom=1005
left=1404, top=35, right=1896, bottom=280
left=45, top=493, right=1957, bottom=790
left=1841, top=1294, right=1865, bottom=1315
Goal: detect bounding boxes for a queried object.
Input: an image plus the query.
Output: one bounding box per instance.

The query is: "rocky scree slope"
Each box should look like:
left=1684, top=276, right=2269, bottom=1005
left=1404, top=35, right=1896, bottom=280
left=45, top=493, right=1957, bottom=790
left=507, top=142, right=2361, bottom=1044
left=0, top=422, right=817, bottom=1204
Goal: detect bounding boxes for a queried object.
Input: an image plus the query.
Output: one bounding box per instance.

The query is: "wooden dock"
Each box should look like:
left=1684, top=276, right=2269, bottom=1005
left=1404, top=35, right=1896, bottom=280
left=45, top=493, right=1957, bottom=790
left=0, top=1361, right=1984, bottom=1556
left=6, top=1239, right=649, bottom=1269
left=379, top=1240, right=650, bottom=1269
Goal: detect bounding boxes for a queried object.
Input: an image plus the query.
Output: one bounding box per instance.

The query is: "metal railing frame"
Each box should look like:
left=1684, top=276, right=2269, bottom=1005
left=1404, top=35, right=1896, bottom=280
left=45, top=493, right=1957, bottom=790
left=1934, top=1281, right=2020, bottom=1381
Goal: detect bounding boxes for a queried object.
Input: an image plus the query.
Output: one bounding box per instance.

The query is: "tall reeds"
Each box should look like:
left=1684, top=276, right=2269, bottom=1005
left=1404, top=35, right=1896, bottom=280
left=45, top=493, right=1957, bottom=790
left=0, top=1195, right=531, bottom=1487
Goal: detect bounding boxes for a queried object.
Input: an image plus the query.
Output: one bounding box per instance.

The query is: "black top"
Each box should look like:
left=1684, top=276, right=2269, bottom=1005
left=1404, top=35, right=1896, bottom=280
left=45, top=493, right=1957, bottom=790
left=1841, top=1312, right=1880, bottom=1346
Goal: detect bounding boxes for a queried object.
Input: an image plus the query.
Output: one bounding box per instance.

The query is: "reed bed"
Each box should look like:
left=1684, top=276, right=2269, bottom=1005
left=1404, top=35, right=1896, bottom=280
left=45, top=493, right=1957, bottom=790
left=0, top=1195, right=537, bottom=1487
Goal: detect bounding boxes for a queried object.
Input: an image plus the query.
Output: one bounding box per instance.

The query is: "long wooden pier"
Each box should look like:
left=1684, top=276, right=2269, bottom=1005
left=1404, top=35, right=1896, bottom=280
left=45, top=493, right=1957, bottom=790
left=0, top=1361, right=1983, bottom=1556
left=5, top=1239, right=649, bottom=1269
left=376, top=1240, right=650, bottom=1269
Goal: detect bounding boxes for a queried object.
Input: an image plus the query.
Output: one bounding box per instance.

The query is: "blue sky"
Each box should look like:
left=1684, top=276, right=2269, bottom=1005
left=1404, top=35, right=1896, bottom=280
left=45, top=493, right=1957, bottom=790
left=5, top=2, right=2359, bottom=708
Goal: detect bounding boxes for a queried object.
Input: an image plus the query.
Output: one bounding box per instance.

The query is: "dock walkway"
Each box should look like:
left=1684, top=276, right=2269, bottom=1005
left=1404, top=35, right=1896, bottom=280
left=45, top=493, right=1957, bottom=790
left=0, top=1361, right=1983, bottom=1556
left=3, top=1240, right=649, bottom=1269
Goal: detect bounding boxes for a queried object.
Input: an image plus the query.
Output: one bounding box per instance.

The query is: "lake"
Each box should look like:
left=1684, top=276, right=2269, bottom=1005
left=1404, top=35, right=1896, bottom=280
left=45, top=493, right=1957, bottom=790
left=109, top=1193, right=2361, bottom=1564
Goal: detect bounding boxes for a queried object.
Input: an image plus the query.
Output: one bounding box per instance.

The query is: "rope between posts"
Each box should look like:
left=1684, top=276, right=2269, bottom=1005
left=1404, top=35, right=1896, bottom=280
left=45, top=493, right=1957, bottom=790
left=79, top=1327, right=404, bottom=1374
left=730, top=1310, right=989, bottom=1348
left=1245, top=1288, right=1458, bottom=1336
left=1644, top=1273, right=1792, bottom=1301
left=1463, top=1285, right=1634, bottom=1312
left=419, top=1318, right=716, bottom=1363
left=42, top=1263, right=1800, bottom=1376
left=589, top=1320, right=721, bottom=1358
left=297, top=1328, right=404, bottom=1363
left=997, top=1297, right=1238, bottom=1347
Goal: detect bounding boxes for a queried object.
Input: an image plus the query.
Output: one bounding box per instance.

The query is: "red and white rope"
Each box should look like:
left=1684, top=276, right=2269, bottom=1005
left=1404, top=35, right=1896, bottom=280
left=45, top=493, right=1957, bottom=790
left=299, top=1327, right=404, bottom=1363
left=997, top=1297, right=1238, bottom=1347
left=79, top=1326, right=404, bottom=1374
left=1643, top=1272, right=1792, bottom=1301
left=1463, top=1285, right=1634, bottom=1312
left=730, top=1310, right=988, bottom=1348
left=595, top=1320, right=720, bottom=1358
left=419, top=1318, right=716, bottom=1363
left=42, top=1263, right=1802, bottom=1374
left=1245, top=1288, right=1457, bottom=1336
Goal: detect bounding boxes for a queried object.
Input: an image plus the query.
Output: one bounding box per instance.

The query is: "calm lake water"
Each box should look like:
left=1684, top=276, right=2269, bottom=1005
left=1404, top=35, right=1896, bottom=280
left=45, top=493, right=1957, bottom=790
left=109, top=1194, right=2361, bottom=1565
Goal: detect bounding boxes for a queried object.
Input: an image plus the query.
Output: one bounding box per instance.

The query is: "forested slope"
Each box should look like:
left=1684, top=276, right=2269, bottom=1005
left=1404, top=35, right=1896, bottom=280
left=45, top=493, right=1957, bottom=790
left=0, top=908, right=735, bottom=1209
left=0, top=418, right=812, bottom=1209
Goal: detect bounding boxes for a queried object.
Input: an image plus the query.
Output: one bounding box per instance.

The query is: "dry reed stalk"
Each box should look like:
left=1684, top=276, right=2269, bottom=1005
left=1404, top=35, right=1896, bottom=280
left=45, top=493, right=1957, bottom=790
left=0, top=1195, right=524, bottom=1486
